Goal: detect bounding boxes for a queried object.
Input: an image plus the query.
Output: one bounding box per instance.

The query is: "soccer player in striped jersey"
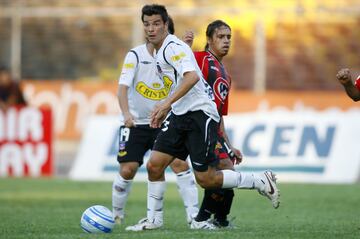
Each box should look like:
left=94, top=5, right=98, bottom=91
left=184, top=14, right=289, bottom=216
left=336, top=68, right=360, bottom=102
left=112, top=16, right=199, bottom=226
left=190, top=20, right=242, bottom=228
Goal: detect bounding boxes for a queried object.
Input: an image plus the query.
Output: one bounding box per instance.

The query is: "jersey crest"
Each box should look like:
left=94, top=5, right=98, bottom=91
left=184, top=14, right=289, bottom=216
left=214, top=77, right=230, bottom=102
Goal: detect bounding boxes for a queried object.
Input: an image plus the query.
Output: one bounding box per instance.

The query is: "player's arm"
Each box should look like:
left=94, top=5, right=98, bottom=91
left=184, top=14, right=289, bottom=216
left=336, top=68, right=360, bottom=102
left=150, top=44, right=199, bottom=128
left=219, top=116, right=243, bottom=164
left=118, top=51, right=137, bottom=127
left=150, top=71, right=199, bottom=128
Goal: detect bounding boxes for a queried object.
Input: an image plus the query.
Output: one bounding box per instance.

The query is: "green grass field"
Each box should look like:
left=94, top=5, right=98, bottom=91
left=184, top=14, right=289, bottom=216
left=0, top=178, right=359, bottom=239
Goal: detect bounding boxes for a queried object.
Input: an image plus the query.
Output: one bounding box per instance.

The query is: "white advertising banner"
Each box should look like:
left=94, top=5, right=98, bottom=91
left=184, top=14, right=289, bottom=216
left=70, top=110, right=360, bottom=183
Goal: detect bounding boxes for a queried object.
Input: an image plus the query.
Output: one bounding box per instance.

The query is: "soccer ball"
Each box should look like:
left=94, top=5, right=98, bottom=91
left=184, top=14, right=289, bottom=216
left=80, top=205, right=115, bottom=233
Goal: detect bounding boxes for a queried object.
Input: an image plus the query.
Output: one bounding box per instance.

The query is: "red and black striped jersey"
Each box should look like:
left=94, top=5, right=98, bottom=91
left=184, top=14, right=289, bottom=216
left=355, top=75, right=360, bottom=91
left=194, top=51, right=231, bottom=116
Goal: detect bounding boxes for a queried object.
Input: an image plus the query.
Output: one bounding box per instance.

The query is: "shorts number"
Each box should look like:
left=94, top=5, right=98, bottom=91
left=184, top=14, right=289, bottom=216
left=119, top=126, right=130, bottom=141
left=162, top=120, right=170, bottom=132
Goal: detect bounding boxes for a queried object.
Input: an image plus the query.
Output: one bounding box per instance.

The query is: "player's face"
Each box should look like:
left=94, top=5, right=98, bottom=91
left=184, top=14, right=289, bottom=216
left=143, top=14, right=168, bottom=49
left=208, top=26, right=231, bottom=59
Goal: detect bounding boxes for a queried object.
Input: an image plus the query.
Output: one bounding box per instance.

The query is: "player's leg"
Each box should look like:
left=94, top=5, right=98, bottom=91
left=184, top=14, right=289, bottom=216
left=170, top=159, right=199, bottom=224
left=112, top=126, right=151, bottom=223
left=187, top=111, right=280, bottom=209
left=193, top=166, right=280, bottom=208
left=126, top=114, right=185, bottom=231
left=196, top=157, right=234, bottom=228
left=213, top=158, right=235, bottom=228
left=112, top=162, right=138, bottom=224
left=125, top=150, right=175, bottom=231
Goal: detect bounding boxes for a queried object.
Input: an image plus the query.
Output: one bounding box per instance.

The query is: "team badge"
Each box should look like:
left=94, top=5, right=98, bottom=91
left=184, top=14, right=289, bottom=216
left=214, top=77, right=229, bottom=102
left=119, top=142, right=126, bottom=150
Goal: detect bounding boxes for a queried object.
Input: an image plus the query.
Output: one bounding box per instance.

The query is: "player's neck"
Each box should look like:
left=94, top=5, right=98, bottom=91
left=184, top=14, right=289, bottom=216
left=154, top=33, right=169, bottom=51
left=208, top=49, right=223, bottom=62
left=146, top=42, right=154, bottom=55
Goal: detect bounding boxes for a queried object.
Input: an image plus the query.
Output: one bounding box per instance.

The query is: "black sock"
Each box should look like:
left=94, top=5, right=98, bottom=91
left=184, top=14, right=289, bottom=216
left=214, top=189, right=234, bottom=225
left=195, top=189, right=224, bottom=222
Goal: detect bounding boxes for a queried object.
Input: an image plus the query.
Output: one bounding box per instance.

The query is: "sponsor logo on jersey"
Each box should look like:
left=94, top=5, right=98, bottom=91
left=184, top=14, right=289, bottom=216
left=214, top=77, right=229, bottom=102
left=136, top=76, right=173, bottom=100
left=123, top=63, right=135, bottom=69
left=171, top=52, right=186, bottom=62
left=153, top=83, right=161, bottom=88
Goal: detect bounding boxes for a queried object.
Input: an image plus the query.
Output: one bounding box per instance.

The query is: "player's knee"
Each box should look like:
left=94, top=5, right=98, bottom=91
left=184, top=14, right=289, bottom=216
left=195, top=171, right=221, bottom=189
left=169, top=159, right=189, bottom=174
left=146, top=160, right=164, bottom=176
left=120, top=166, right=137, bottom=180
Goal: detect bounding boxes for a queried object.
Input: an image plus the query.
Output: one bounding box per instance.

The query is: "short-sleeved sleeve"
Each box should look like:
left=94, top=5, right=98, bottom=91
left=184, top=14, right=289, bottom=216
left=355, top=75, right=360, bottom=91
left=118, top=51, right=138, bottom=87
left=164, top=44, right=196, bottom=77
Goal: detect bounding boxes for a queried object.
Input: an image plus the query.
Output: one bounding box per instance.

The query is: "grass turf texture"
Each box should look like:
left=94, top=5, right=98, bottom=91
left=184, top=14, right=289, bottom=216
left=0, top=178, right=359, bottom=239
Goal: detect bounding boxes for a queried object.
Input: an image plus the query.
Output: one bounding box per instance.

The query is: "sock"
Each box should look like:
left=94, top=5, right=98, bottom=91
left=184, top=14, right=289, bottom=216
left=238, top=172, right=260, bottom=189
left=176, top=169, right=199, bottom=223
left=214, top=189, right=234, bottom=226
left=112, top=174, right=133, bottom=219
left=195, top=189, right=222, bottom=222
left=221, top=169, right=240, bottom=188
left=147, top=181, right=166, bottom=225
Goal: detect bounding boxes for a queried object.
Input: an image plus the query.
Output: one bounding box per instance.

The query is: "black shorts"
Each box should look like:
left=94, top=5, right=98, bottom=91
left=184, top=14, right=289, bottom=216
left=117, top=125, right=160, bottom=166
left=153, top=110, right=219, bottom=172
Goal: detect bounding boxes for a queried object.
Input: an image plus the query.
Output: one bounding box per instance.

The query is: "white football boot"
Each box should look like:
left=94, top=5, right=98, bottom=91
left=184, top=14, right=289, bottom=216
left=257, top=170, right=280, bottom=209
left=125, top=218, right=163, bottom=231
left=190, top=219, right=217, bottom=230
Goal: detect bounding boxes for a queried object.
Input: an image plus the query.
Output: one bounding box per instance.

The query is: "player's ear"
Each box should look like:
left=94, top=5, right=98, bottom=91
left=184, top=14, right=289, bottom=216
left=207, top=36, right=212, bottom=45
left=164, top=21, right=169, bottom=33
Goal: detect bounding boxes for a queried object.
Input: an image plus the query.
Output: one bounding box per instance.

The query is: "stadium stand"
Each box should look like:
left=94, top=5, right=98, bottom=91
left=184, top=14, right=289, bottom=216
left=0, top=0, right=359, bottom=90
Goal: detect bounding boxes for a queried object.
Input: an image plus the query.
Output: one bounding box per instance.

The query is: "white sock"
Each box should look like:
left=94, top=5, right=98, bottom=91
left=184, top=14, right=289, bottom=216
left=176, top=170, right=199, bottom=222
left=147, top=181, right=166, bottom=225
left=112, top=174, right=133, bottom=219
left=222, top=169, right=240, bottom=188
left=238, top=172, right=259, bottom=189
left=222, top=170, right=263, bottom=189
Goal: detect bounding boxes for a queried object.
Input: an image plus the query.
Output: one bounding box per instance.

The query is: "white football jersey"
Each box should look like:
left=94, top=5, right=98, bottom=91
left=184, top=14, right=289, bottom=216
left=118, top=44, right=174, bottom=124
left=155, top=34, right=220, bottom=122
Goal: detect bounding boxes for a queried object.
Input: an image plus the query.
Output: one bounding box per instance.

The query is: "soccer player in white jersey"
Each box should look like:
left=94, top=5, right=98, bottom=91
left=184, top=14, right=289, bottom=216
left=112, top=16, right=199, bottom=226
left=126, top=4, right=280, bottom=231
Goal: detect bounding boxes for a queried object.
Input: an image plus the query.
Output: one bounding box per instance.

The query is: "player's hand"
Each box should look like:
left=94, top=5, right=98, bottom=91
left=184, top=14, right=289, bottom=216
left=123, top=112, right=136, bottom=128
left=231, top=147, right=243, bottom=164
left=182, top=30, right=194, bottom=47
left=336, top=68, right=352, bottom=85
left=150, top=101, right=171, bottom=128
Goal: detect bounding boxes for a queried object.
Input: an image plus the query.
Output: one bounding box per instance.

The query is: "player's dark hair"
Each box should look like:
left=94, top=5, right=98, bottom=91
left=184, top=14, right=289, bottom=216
left=205, top=20, right=231, bottom=51
left=168, top=16, right=175, bottom=34
left=141, top=4, right=168, bottom=23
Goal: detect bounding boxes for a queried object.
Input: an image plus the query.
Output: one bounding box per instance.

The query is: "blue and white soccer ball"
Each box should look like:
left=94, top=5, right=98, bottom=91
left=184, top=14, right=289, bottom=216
left=80, top=205, right=115, bottom=233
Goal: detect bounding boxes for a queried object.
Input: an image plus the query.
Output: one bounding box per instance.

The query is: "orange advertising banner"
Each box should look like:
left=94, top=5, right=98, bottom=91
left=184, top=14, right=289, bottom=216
left=22, top=81, right=359, bottom=140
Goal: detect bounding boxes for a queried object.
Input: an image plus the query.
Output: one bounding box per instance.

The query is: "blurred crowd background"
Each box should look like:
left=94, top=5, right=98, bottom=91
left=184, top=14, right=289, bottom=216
left=1, top=0, right=360, bottom=89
